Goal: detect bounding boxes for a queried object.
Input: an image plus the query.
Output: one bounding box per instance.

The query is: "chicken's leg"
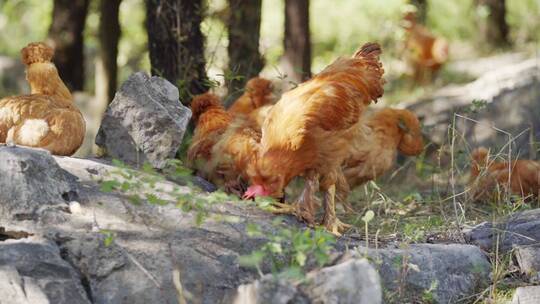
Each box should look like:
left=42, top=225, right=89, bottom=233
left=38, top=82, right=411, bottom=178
left=269, top=174, right=318, bottom=226
left=322, top=184, right=351, bottom=236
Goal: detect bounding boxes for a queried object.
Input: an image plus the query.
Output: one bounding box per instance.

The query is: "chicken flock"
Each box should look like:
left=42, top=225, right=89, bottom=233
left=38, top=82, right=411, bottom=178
left=1, top=37, right=538, bottom=237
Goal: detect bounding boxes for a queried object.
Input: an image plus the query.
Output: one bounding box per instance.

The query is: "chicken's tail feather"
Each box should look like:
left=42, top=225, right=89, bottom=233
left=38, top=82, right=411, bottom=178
left=190, top=93, right=223, bottom=122
left=353, top=42, right=385, bottom=103
left=21, top=42, right=54, bottom=65
left=353, top=42, right=382, bottom=60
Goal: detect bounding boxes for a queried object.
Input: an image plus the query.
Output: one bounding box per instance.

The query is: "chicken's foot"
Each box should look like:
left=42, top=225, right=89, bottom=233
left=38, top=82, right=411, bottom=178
left=268, top=177, right=317, bottom=226
left=322, top=184, right=351, bottom=236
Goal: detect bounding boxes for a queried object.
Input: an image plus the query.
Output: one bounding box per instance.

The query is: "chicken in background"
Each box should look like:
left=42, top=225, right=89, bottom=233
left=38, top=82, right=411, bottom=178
left=469, top=147, right=540, bottom=201
left=402, top=11, right=449, bottom=84
left=187, top=91, right=263, bottom=195
left=228, top=77, right=274, bottom=116
left=337, top=108, right=424, bottom=205
left=243, top=42, right=385, bottom=235
left=0, top=42, right=85, bottom=156
left=187, top=93, right=233, bottom=181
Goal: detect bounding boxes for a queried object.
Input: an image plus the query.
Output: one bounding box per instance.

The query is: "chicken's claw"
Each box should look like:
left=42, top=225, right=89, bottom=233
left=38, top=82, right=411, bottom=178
left=322, top=216, right=352, bottom=237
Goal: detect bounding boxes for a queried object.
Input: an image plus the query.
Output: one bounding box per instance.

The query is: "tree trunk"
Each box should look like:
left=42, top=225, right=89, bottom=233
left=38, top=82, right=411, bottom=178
left=48, top=0, right=90, bottom=91
left=410, top=0, right=427, bottom=24
left=145, top=0, right=209, bottom=104
left=226, top=0, right=264, bottom=104
left=97, top=0, right=122, bottom=107
left=475, top=0, right=510, bottom=47
left=283, top=0, right=311, bottom=84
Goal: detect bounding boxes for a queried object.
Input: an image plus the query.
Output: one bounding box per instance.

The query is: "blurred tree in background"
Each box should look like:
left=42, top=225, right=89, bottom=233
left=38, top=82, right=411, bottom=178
left=145, top=0, right=209, bottom=104
left=97, top=0, right=122, bottom=106
left=226, top=0, right=264, bottom=105
left=0, top=0, right=538, bottom=102
left=48, top=0, right=89, bottom=91
left=410, top=0, right=428, bottom=24
left=283, top=0, right=311, bottom=83
left=475, top=0, right=510, bottom=47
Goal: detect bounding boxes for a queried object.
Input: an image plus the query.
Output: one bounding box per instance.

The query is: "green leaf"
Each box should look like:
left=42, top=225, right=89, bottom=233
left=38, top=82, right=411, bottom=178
left=238, top=251, right=265, bottom=267
left=295, top=252, right=307, bottom=266
left=100, top=180, right=121, bottom=193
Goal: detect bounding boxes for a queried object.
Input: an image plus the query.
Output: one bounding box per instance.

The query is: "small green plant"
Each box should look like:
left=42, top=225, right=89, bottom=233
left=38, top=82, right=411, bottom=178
left=99, top=229, right=116, bottom=247
left=239, top=218, right=336, bottom=279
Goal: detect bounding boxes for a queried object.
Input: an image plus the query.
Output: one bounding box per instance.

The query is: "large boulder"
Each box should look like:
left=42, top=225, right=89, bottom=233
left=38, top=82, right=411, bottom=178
left=0, top=153, right=493, bottom=304
left=407, top=57, right=540, bottom=155
left=0, top=240, right=91, bottom=304
left=95, top=72, right=192, bottom=169
left=0, top=146, right=77, bottom=221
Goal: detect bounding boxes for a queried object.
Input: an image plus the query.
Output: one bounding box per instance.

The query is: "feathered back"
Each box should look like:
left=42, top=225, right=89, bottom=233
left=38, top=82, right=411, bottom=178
left=21, top=42, right=54, bottom=65
left=470, top=147, right=490, bottom=177
left=245, top=77, right=273, bottom=107
left=352, top=42, right=385, bottom=102
left=190, top=93, right=223, bottom=123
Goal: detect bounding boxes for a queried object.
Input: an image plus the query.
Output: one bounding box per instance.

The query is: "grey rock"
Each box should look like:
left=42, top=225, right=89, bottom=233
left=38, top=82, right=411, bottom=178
left=511, top=286, right=540, bottom=304
left=235, top=276, right=309, bottom=304
left=350, top=244, right=491, bottom=304
left=466, top=209, right=540, bottom=253
left=515, top=245, right=540, bottom=283
left=303, top=258, right=382, bottom=304
left=96, top=72, right=192, bottom=169
left=0, top=265, right=49, bottom=304
left=0, top=240, right=91, bottom=304
left=407, top=57, right=540, bottom=155
left=234, top=258, right=381, bottom=304
left=0, top=146, right=77, bottom=221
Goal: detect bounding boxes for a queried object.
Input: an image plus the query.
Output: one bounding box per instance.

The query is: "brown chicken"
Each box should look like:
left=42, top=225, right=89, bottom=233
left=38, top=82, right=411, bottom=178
left=337, top=108, right=424, bottom=204
left=243, top=42, right=385, bottom=235
left=228, top=77, right=273, bottom=115
left=402, top=12, right=449, bottom=83
left=0, top=42, right=85, bottom=156
left=187, top=93, right=233, bottom=180
left=469, top=147, right=540, bottom=201
left=188, top=92, right=262, bottom=194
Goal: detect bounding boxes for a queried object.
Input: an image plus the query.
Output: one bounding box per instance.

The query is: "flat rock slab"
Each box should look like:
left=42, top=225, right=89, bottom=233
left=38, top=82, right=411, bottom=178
left=466, top=208, right=540, bottom=253
left=0, top=146, right=77, bottom=221
left=95, top=72, right=192, bottom=169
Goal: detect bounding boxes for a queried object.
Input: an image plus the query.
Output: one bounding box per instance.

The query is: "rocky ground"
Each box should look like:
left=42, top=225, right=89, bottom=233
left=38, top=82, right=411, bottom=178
left=0, top=54, right=539, bottom=303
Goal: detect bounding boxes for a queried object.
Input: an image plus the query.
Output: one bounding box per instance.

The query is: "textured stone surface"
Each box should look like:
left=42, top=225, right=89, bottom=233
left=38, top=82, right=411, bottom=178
left=466, top=209, right=540, bottom=253
left=407, top=57, right=540, bottom=155
left=234, top=258, right=381, bottom=304
left=0, top=154, right=494, bottom=304
left=0, top=146, right=77, bottom=221
left=511, top=286, right=540, bottom=304
left=95, top=72, right=192, bottom=169
left=0, top=240, right=91, bottom=304
left=515, top=245, right=540, bottom=283
left=349, top=244, right=491, bottom=303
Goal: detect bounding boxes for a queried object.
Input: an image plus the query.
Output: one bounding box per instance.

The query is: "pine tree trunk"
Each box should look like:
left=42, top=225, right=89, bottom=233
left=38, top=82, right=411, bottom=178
left=410, top=0, right=428, bottom=24
left=145, top=0, right=209, bottom=104
left=226, top=0, right=264, bottom=103
left=475, top=0, right=510, bottom=47
left=48, top=0, right=90, bottom=91
left=97, top=0, right=122, bottom=106
left=283, top=0, right=311, bottom=84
